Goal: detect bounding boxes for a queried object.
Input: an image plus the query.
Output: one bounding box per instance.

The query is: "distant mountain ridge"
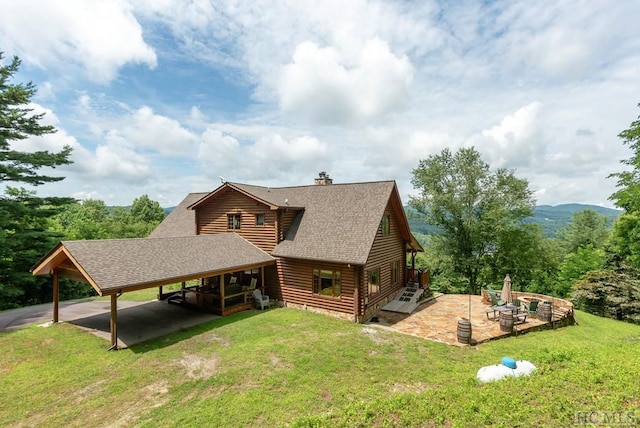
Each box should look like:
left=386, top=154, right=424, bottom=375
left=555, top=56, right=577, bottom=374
left=406, top=204, right=622, bottom=237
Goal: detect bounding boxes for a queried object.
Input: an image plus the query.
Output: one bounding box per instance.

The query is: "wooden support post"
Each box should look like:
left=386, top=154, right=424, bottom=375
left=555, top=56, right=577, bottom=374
left=261, top=267, right=265, bottom=294
left=353, top=266, right=360, bottom=322
left=52, top=272, right=59, bottom=323
left=220, top=274, right=225, bottom=313
left=181, top=281, right=186, bottom=302
left=158, top=285, right=163, bottom=300
left=109, top=294, right=118, bottom=351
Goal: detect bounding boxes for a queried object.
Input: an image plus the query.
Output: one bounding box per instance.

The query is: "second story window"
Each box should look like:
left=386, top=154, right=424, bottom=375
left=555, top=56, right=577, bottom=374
left=255, top=213, right=265, bottom=226
left=381, top=214, right=390, bottom=236
left=227, top=213, right=241, bottom=230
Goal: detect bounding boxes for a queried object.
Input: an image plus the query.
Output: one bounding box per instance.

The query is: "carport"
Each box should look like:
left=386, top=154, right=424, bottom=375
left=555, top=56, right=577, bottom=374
left=32, top=234, right=275, bottom=350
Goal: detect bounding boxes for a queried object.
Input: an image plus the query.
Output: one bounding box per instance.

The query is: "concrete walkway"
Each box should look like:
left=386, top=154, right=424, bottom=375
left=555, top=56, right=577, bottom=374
left=0, top=299, right=220, bottom=348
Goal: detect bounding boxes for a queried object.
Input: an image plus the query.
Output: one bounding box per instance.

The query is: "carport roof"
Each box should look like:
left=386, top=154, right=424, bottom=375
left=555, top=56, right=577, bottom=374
left=32, top=234, right=275, bottom=295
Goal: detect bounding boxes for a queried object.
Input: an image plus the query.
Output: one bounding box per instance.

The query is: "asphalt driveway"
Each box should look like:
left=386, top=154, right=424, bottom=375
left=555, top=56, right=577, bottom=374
left=0, top=299, right=220, bottom=348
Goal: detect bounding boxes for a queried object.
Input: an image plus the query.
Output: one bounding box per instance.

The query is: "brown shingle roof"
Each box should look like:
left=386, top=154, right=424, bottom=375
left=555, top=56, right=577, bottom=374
left=232, top=181, right=398, bottom=265
left=149, top=179, right=416, bottom=265
left=36, top=234, right=274, bottom=294
left=148, top=192, right=207, bottom=238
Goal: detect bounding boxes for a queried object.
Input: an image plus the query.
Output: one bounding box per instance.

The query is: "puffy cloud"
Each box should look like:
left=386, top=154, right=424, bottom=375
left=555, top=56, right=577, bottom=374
left=196, top=127, right=330, bottom=184
left=121, top=107, right=199, bottom=156
left=5, top=103, right=152, bottom=184
left=250, top=135, right=328, bottom=165
left=197, top=128, right=241, bottom=170
left=84, top=131, right=152, bottom=182
left=0, top=0, right=156, bottom=83
left=278, top=38, right=414, bottom=125
left=481, top=102, right=546, bottom=168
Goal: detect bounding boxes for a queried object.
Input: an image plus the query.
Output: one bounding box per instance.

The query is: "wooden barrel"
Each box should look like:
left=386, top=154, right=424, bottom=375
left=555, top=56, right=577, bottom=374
left=457, top=319, right=472, bottom=344
left=538, top=302, right=552, bottom=321
left=499, top=311, right=514, bottom=332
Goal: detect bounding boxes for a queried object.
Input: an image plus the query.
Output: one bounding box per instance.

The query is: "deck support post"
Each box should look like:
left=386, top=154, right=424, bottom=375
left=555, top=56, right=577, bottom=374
left=109, top=293, right=118, bottom=351
left=220, top=274, right=225, bottom=313
left=52, top=271, right=59, bottom=323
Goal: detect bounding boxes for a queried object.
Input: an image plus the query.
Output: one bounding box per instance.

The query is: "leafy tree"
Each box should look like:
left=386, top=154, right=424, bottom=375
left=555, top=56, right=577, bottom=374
left=525, top=237, right=564, bottom=296
left=126, top=194, right=165, bottom=237
left=130, top=194, right=165, bottom=223
left=410, top=147, right=535, bottom=294
left=557, top=209, right=610, bottom=253
left=0, top=53, right=73, bottom=309
left=608, top=212, right=640, bottom=268
left=572, top=268, right=640, bottom=324
left=50, top=199, right=109, bottom=240
left=608, top=105, right=640, bottom=269
left=483, top=223, right=547, bottom=291
left=555, top=245, right=605, bottom=297
left=609, top=104, right=640, bottom=212
left=52, top=195, right=166, bottom=240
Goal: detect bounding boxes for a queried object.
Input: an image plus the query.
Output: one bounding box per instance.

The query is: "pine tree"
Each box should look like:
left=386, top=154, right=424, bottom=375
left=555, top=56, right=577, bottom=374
left=0, top=53, right=74, bottom=309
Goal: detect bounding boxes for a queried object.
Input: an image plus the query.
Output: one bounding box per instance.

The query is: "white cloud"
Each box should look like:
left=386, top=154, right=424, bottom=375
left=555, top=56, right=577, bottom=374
left=0, top=0, right=156, bottom=83
left=278, top=38, right=414, bottom=125
left=121, top=107, right=198, bottom=156
left=86, top=131, right=152, bottom=182
left=196, top=127, right=329, bottom=184
left=480, top=102, right=546, bottom=168
left=197, top=128, right=241, bottom=171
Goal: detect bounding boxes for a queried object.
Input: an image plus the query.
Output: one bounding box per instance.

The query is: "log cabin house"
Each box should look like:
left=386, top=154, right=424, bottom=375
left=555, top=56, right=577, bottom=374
left=32, top=173, right=423, bottom=348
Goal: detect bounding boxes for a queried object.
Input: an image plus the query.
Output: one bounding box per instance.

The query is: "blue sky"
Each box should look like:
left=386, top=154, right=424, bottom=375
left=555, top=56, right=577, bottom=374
left=1, top=0, right=639, bottom=208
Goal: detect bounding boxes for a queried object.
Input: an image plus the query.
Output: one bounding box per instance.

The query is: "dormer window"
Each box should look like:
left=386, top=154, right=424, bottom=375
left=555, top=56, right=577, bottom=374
left=255, top=213, right=265, bottom=226
left=227, top=213, right=241, bottom=230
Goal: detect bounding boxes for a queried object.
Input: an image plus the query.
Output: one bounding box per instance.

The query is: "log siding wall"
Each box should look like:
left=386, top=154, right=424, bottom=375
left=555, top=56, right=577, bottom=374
left=363, top=202, right=406, bottom=315
left=275, top=258, right=357, bottom=318
left=196, top=189, right=278, bottom=252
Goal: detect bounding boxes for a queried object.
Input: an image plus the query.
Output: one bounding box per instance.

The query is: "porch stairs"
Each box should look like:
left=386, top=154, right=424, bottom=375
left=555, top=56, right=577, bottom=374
left=382, top=285, right=425, bottom=314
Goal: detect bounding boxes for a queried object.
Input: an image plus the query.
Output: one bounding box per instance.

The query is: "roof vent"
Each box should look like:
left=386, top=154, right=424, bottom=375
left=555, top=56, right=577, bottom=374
left=315, top=171, right=333, bottom=185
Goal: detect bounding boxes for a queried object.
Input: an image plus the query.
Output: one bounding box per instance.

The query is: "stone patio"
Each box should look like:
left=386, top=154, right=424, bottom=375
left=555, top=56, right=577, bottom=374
left=370, top=294, right=561, bottom=346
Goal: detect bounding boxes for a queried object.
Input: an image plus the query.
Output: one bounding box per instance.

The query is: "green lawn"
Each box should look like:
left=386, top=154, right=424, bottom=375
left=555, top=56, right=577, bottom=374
left=1, top=308, right=639, bottom=427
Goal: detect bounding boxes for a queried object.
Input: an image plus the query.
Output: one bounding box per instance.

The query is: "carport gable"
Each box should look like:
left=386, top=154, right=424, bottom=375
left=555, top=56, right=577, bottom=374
left=32, top=234, right=275, bottom=296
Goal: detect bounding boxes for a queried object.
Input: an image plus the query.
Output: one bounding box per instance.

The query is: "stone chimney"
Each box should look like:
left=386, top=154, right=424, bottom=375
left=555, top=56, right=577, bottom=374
left=314, top=171, right=333, bottom=185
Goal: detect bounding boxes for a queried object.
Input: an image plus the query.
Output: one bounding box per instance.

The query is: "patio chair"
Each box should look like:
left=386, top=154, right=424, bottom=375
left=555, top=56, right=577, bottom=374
left=248, top=278, right=257, bottom=290
left=513, top=299, right=526, bottom=314
left=253, top=289, right=271, bottom=310
left=485, top=285, right=505, bottom=307
left=522, top=300, right=538, bottom=314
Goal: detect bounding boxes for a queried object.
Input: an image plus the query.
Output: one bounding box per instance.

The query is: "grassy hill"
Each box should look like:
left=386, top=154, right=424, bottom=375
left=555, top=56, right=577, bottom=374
left=407, top=204, right=622, bottom=237
left=1, top=307, right=639, bottom=426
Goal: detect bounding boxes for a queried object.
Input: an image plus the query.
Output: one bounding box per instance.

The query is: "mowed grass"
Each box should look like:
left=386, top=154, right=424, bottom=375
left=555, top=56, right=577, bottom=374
left=1, top=308, right=639, bottom=427
left=101, top=283, right=185, bottom=302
